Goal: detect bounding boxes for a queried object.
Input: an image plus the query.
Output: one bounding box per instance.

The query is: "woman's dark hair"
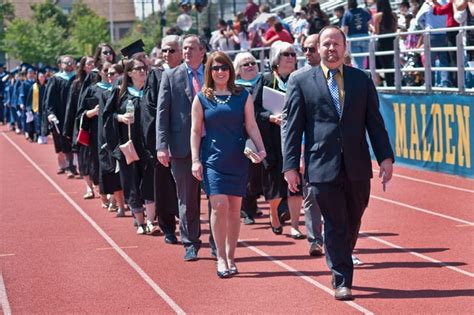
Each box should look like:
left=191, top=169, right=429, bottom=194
left=111, top=63, right=124, bottom=76
left=93, top=43, right=116, bottom=68
left=119, top=58, right=145, bottom=100
left=348, top=0, right=358, bottom=10
left=274, top=22, right=283, bottom=32
left=377, top=0, right=397, bottom=31
left=74, top=55, right=93, bottom=85
left=240, top=20, right=249, bottom=40
left=203, top=51, right=239, bottom=99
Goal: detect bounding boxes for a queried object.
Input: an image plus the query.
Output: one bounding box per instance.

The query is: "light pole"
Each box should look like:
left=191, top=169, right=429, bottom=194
left=109, top=0, right=114, bottom=42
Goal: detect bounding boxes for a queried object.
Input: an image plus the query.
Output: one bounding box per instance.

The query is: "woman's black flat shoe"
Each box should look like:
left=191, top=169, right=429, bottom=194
left=217, top=270, right=230, bottom=279
left=271, top=226, right=283, bottom=235
left=228, top=267, right=239, bottom=275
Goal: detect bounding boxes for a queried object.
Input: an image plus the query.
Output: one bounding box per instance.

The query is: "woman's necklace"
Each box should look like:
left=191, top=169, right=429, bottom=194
left=213, top=93, right=231, bottom=104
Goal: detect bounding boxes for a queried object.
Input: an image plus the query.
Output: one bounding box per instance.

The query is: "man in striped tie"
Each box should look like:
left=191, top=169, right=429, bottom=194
left=282, top=26, right=394, bottom=301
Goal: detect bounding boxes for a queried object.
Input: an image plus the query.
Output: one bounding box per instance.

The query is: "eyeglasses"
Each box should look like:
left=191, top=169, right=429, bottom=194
left=62, top=61, right=73, bottom=66
left=281, top=52, right=297, bottom=57
left=303, top=47, right=316, bottom=53
left=132, top=66, right=147, bottom=72
left=102, top=50, right=113, bottom=55
left=161, top=49, right=176, bottom=54
left=241, top=61, right=256, bottom=67
left=210, top=64, right=230, bottom=72
left=106, top=71, right=117, bottom=77
left=86, top=61, right=95, bottom=66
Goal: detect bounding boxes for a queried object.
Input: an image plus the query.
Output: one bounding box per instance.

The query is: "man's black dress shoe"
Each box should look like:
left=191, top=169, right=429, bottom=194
left=184, top=247, right=198, bottom=261
left=309, top=242, right=324, bottom=257
left=334, top=287, right=353, bottom=301
left=164, top=234, right=178, bottom=244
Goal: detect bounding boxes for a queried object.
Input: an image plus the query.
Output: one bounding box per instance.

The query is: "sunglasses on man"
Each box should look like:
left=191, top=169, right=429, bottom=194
left=303, top=47, right=316, bottom=53
left=161, top=49, right=176, bottom=54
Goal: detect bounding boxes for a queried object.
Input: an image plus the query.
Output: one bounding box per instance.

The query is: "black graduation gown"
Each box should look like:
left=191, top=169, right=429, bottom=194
left=76, top=84, right=102, bottom=184
left=44, top=73, right=76, bottom=153
left=103, top=88, right=153, bottom=210
left=142, top=68, right=178, bottom=229
left=97, top=86, right=122, bottom=194
left=236, top=76, right=264, bottom=201
left=256, top=72, right=301, bottom=199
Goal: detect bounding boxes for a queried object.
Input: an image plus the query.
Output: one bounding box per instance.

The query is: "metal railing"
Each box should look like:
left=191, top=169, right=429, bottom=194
left=347, top=25, right=474, bottom=94
left=224, top=25, right=474, bottom=95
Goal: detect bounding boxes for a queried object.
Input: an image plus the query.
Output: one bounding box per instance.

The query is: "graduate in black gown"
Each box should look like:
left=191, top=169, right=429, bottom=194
left=142, top=35, right=183, bottom=242
left=64, top=56, right=95, bottom=189
left=76, top=61, right=114, bottom=208
left=96, top=63, right=126, bottom=216
left=44, top=55, right=77, bottom=175
left=79, top=43, right=118, bottom=109
left=103, top=57, right=156, bottom=235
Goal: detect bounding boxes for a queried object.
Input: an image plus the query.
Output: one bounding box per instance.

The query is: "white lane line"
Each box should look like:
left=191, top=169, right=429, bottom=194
left=370, top=195, right=474, bottom=226
left=96, top=246, right=139, bottom=251
left=240, top=241, right=374, bottom=315
left=362, top=234, right=474, bottom=278
left=456, top=224, right=474, bottom=228
left=372, top=169, right=474, bottom=193
left=0, top=254, right=15, bottom=258
left=0, top=273, right=12, bottom=315
left=2, top=133, right=186, bottom=315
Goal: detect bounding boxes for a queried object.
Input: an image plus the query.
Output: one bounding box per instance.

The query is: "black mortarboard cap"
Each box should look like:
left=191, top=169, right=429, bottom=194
left=20, top=62, right=32, bottom=70
left=11, top=67, right=20, bottom=75
left=120, top=39, right=145, bottom=58
left=0, top=63, right=4, bottom=68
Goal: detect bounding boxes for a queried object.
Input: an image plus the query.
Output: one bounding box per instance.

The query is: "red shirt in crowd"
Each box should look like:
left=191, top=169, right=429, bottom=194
left=264, top=27, right=293, bottom=44
left=432, top=1, right=460, bottom=27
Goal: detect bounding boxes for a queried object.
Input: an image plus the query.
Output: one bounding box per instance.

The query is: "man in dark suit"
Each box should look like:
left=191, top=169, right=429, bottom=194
left=156, top=35, right=206, bottom=261
left=143, top=35, right=182, bottom=243
left=282, top=26, right=394, bottom=301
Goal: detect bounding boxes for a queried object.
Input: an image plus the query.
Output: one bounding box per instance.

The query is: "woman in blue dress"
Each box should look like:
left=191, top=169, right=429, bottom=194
left=190, top=51, right=266, bottom=278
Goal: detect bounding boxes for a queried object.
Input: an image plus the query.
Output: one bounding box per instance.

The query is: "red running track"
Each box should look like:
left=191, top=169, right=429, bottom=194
left=1, top=126, right=473, bottom=314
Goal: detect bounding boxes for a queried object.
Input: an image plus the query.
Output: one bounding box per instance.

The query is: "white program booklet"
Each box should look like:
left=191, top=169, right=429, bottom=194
left=262, top=86, right=286, bottom=115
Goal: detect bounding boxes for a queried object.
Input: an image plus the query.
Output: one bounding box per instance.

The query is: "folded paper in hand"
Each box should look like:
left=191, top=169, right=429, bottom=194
left=26, top=111, right=34, bottom=123
left=263, top=86, right=286, bottom=115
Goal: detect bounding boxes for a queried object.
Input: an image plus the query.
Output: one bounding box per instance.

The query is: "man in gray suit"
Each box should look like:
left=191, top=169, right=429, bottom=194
left=283, top=26, right=394, bottom=300
left=297, top=34, right=325, bottom=257
left=156, top=35, right=206, bottom=261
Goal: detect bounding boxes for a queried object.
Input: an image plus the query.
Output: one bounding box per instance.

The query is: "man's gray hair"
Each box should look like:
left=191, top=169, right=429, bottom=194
left=161, top=35, right=182, bottom=49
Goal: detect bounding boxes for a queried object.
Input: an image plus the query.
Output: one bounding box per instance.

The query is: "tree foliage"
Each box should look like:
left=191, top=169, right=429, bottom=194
left=2, top=1, right=109, bottom=64
left=68, top=2, right=109, bottom=55
left=3, top=18, right=67, bottom=64
left=30, top=0, right=68, bottom=30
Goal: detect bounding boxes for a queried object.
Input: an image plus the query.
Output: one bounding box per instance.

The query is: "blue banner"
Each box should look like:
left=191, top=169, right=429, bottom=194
left=378, top=93, right=473, bottom=178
